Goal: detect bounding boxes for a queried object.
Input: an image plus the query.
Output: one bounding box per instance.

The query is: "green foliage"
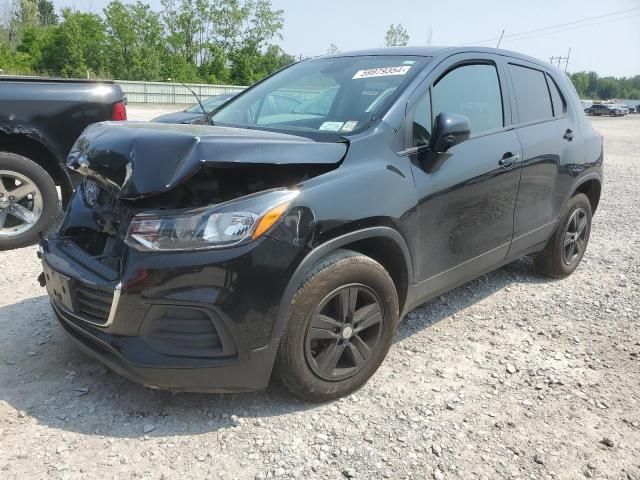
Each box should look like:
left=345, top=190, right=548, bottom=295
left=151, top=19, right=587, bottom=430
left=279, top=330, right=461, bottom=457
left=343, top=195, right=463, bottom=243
left=570, top=71, right=640, bottom=100
left=385, top=24, right=409, bottom=47
left=0, top=0, right=293, bottom=84
left=14, top=0, right=39, bottom=28
left=104, top=0, right=164, bottom=80
left=42, top=9, right=107, bottom=78
left=0, top=41, right=32, bottom=73
left=37, top=0, right=57, bottom=26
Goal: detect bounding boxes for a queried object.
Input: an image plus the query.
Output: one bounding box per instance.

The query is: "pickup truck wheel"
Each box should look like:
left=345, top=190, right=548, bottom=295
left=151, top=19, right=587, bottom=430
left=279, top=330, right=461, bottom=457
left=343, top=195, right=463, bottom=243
left=534, top=193, right=592, bottom=278
left=0, top=153, right=58, bottom=250
left=274, top=249, right=399, bottom=402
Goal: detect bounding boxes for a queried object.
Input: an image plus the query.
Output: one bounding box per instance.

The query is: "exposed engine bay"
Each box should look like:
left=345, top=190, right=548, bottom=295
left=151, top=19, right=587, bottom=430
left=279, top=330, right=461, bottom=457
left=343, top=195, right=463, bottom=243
left=57, top=121, right=345, bottom=271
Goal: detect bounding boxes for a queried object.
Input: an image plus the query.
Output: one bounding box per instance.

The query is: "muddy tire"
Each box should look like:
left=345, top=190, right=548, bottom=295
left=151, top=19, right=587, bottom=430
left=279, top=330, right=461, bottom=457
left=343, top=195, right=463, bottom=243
left=0, top=152, right=58, bottom=251
left=534, top=193, right=592, bottom=278
left=274, top=249, right=399, bottom=402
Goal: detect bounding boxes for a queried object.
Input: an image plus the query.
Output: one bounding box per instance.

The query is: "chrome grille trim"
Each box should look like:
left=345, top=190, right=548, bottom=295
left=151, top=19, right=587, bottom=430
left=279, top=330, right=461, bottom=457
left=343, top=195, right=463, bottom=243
left=105, top=282, right=122, bottom=327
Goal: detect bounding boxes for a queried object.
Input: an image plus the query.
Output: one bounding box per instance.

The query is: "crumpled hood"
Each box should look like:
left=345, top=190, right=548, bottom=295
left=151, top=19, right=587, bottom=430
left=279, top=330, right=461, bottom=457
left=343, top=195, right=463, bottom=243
left=67, top=121, right=348, bottom=199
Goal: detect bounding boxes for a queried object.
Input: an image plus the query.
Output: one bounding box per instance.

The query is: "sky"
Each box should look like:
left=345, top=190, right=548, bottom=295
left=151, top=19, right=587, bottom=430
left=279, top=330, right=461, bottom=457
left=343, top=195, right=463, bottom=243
left=52, top=0, right=640, bottom=77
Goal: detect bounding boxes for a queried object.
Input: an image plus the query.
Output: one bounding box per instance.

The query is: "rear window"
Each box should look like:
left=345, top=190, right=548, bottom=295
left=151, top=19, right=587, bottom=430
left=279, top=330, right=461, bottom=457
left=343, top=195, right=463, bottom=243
left=509, top=64, right=553, bottom=124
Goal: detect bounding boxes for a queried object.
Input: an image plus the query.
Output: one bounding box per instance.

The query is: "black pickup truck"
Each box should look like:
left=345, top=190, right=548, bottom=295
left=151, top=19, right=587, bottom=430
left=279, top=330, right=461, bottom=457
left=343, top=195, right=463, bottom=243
left=0, top=77, right=126, bottom=250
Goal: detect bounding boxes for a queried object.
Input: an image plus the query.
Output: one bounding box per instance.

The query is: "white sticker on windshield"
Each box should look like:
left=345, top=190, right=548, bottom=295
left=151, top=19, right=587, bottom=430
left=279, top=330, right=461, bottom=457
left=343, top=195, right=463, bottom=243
left=352, top=65, right=411, bottom=79
left=319, top=121, right=344, bottom=131
left=341, top=121, right=359, bottom=132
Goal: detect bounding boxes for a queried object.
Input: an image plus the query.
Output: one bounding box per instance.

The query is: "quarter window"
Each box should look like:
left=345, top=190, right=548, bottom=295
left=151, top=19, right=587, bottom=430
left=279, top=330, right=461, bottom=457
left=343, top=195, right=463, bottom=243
left=432, top=63, right=504, bottom=135
left=546, top=74, right=567, bottom=117
left=509, top=64, right=553, bottom=123
left=412, top=91, right=432, bottom=147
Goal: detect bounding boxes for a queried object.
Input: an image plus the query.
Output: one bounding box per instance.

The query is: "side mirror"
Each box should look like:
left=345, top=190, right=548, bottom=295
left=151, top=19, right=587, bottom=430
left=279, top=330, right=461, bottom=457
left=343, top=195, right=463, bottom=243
left=430, top=112, right=471, bottom=153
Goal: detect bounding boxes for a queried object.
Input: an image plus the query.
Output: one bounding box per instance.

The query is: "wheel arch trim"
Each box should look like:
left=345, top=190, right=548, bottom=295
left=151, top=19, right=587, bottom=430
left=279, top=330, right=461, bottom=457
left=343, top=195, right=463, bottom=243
left=271, top=226, right=414, bottom=341
left=569, top=172, right=602, bottom=213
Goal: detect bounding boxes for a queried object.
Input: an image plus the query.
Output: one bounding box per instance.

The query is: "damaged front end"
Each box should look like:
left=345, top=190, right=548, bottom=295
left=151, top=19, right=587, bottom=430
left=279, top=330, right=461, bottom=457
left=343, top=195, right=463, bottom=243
left=39, top=121, right=345, bottom=392
left=59, top=121, right=346, bottom=264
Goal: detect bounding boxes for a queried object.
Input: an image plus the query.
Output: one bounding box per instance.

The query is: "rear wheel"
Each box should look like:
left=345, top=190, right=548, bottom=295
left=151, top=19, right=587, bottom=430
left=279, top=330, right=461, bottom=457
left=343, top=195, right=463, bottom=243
left=0, top=152, right=58, bottom=251
left=534, top=193, right=592, bottom=278
left=274, top=249, right=399, bottom=402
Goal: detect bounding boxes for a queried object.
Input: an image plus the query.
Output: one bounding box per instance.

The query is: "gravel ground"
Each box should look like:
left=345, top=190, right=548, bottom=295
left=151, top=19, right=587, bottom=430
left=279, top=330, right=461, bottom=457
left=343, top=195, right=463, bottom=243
left=0, top=114, right=639, bottom=480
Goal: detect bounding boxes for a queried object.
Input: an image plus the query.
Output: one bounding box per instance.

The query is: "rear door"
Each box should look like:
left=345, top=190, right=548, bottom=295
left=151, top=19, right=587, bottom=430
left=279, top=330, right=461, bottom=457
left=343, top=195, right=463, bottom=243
left=506, top=61, right=585, bottom=256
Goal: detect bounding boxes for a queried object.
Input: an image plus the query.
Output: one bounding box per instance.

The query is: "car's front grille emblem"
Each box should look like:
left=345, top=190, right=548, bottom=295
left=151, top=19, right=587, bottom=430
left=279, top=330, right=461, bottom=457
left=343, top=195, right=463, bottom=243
left=83, top=179, right=99, bottom=208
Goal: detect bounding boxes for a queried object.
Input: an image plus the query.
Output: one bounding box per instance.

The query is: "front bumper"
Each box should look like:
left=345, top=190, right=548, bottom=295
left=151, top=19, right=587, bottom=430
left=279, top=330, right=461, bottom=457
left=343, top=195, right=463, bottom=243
left=40, top=234, right=302, bottom=392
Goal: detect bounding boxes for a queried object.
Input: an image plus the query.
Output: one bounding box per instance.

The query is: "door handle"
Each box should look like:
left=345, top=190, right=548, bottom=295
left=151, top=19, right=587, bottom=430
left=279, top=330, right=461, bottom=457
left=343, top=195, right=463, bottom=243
left=563, top=129, right=574, bottom=141
left=499, top=153, right=519, bottom=168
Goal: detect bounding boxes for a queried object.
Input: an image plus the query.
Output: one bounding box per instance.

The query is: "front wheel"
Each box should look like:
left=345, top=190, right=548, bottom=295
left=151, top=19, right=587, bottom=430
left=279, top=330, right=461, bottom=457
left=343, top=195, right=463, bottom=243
left=0, top=152, right=59, bottom=251
left=534, top=193, right=592, bottom=278
left=274, top=250, right=399, bottom=402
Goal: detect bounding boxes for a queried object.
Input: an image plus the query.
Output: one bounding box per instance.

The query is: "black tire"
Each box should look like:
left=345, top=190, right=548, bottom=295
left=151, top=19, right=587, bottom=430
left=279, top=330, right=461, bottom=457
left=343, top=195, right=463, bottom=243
left=0, top=152, right=58, bottom=251
left=534, top=193, right=592, bottom=278
left=274, top=249, right=399, bottom=402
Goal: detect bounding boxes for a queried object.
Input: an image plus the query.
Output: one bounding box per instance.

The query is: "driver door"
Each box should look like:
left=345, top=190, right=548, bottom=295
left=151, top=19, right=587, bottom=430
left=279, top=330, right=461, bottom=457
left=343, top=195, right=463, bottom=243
left=407, top=55, right=523, bottom=298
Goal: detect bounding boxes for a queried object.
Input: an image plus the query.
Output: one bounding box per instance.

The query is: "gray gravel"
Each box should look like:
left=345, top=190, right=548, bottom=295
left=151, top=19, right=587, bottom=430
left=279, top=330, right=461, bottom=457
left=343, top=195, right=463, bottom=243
left=1, top=114, right=639, bottom=480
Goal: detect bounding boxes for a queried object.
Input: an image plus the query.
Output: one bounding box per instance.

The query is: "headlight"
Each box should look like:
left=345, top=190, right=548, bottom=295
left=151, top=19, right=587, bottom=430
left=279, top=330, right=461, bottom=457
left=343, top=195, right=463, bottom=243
left=125, top=189, right=299, bottom=251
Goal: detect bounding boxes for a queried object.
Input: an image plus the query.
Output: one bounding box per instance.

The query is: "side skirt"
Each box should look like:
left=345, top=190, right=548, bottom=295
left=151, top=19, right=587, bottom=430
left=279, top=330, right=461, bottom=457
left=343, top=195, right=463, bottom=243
left=402, top=235, right=550, bottom=319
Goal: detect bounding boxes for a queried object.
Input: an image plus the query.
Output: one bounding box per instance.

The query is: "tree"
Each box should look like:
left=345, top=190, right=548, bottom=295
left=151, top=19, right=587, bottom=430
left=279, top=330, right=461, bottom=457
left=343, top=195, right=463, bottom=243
left=586, top=71, right=599, bottom=98
left=15, top=23, right=54, bottom=70
left=569, top=71, right=589, bottom=98
left=0, top=40, right=32, bottom=73
left=596, top=77, right=619, bottom=100
left=5, top=0, right=38, bottom=45
left=385, top=23, right=409, bottom=47
left=326, top=43, right=339, bottom=55
left=37, top=0, right=57, bottom=26
left=103, top=0, right=164, bottom=80
left=0, top=0, right=293, bottom=83
left=39, top=8, right=107, bottom=78
left=14, top=0, right=38, bottom=27
left=568, top=71, right=640, bottom=100
left=161, top=0, right=202, bottom=64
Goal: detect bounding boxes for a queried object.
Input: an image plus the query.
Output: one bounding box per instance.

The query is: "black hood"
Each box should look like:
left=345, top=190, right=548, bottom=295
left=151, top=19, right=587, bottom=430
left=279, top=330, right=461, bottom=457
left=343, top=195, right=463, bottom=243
left=67, top=122, right=348, bottom=199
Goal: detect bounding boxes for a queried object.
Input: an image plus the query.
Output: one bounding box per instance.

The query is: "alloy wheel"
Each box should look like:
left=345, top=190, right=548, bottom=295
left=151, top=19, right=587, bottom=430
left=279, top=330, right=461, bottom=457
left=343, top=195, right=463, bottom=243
left=304, top=284, right=384, bottom=381
left=563, top=207, right=588, bottom=265
left=0, top=170, right=43, bottom=238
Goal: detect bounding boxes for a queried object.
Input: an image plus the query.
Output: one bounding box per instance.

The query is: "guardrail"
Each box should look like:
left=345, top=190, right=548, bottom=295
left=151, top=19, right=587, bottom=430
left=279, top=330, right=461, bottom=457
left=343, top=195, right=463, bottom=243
left=116, top=80, right=246, bottom=104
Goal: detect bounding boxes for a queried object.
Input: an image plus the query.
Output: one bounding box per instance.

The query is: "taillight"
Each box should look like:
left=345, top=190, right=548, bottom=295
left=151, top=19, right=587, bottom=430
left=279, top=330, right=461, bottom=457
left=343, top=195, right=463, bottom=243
left=111, top=101, right=127, bottom=121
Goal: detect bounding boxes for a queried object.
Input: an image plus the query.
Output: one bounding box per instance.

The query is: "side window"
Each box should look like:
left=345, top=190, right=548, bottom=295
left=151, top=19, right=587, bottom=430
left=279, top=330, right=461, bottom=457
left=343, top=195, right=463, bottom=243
left=432, top=63, right=503, bottom=135
left=545, top=73, right=567, bottom=117
left=509, top=64, right=553, bottom=123
left=412, top=91, right=432, bottom=147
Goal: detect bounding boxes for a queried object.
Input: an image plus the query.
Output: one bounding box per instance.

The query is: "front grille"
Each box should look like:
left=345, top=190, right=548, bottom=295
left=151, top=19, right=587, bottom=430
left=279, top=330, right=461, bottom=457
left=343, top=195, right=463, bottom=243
left=75, top=280, right=115, bottom=325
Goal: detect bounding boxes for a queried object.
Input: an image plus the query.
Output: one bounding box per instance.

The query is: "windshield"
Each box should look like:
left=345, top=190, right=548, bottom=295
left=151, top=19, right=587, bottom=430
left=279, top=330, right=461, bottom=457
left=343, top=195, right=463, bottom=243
left=186, top=95, right=233, bottom=113
left=211, top=55, right=428, bottom=135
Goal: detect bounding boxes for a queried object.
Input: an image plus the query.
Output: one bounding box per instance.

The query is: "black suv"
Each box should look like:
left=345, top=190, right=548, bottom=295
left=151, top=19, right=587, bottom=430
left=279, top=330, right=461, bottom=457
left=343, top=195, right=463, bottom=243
left=585, top=103, right=623, bottom=116
left=39, top=47, right=603, bottom=401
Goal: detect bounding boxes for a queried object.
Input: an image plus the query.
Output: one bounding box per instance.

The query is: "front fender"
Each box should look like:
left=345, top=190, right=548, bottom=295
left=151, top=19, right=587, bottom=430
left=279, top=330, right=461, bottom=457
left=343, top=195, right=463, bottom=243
left=270, top=226, right=414, bottom=341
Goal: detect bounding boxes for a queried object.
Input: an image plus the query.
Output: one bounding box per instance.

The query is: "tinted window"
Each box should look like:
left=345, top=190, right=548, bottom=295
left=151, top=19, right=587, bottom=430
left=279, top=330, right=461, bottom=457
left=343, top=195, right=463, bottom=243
left=412, top=91, right=432, bottom=147
left=546, top=74, right=567, bottom=116
left=212, top=55, right=429, bottom=135
left=186, top=95, right=231, bottom=113
left=293, top=87, right=339, bottom=116
left=509, top=64, right=553, bottom=123
left=432, top=64, right=503, bottom=135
